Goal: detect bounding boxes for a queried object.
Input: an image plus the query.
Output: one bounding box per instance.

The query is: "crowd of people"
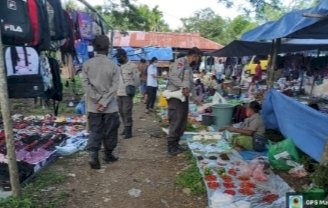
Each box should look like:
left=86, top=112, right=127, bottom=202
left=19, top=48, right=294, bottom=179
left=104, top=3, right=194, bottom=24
left=82, top=35, right=266, bottom=170
left=81, top=35, right=202, bottom=169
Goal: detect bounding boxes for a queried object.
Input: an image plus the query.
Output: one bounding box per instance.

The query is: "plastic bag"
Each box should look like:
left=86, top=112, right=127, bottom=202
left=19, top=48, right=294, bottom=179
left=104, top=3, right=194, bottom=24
left=253, top=163, right=268, bottom=181
left=75, top=100, right=86, bottom=115
left=55, top=137, right=87, bottom=155
left=268, top=139, right=299, bottom=171
left=212, top=92, right=227, bottom=105
left=239, top=163, right=252, bottom=177
left=288, top=165, right=308, bottom=178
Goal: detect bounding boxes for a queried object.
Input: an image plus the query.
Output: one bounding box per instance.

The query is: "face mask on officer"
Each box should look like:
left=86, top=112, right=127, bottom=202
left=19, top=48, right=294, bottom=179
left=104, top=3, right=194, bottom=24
left=117, top=55, right=127, bottom=65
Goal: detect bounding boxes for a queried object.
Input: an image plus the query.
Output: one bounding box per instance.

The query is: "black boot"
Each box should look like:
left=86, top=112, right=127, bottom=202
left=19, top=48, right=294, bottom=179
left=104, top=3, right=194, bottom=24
left=120, top=128, right=126, bottom=136
left=103, top=151, right=119, bottom=163
left=176, top=141, right=188, bottom=152
left=124, top=127, right=132, bottom=139
left=168, top=141, right=183, bottom=156
left=89, top=151, right=101, bottom=169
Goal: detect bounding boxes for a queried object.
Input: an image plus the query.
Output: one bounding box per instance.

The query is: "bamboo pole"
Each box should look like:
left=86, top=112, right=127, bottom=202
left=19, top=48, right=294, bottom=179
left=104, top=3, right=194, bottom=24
left=0, top=30, right=21, bottom=196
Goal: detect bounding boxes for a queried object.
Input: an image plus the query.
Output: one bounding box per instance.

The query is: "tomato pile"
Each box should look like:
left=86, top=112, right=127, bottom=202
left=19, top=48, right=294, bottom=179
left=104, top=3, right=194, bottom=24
left=223, top=182, right=235, bottom=188
left=237, top=176, right=250, bottom=181
left=239, top=188, right=255, bottom=196
left=207, top=181, right=219, bottom=190
left=224, top=189, right=236, bottom=195
left=228, top=168, right=237, bottom=176
left=262, top=193, right=279, bottom=203
left=205, top=175, right=217, bottom=181
left=240, top=181, right=256, bottom=189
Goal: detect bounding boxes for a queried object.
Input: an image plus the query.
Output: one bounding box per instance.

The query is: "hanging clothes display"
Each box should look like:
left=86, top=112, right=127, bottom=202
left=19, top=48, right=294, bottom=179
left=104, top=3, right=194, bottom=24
left=39, top=53, right=54, bottom=91
left=75, top=41, right=90, bottom=63
left=61, top=54, right=75, bottom=80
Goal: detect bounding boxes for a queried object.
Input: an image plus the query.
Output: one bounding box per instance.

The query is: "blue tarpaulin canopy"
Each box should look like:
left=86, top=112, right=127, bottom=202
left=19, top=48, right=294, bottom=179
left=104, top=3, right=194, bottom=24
left=263, top=90, right=328, bottom=162
left=112, top=47, right=173, bottom=61
left=241, top=0, right=328, bottom=41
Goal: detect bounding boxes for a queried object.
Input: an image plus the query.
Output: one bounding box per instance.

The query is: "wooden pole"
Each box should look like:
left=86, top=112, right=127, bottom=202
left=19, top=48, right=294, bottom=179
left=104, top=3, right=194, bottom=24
left=320, top=139, right=328, bottom=165
left=0, top=30, right=21, bottom=196
left=267, top=38, right=281, bottom=88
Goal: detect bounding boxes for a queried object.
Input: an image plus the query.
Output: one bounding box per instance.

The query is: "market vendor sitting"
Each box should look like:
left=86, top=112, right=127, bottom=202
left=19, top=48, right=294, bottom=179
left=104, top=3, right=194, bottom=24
left=194, top=79, right=205, bottom=103
left=219, top=101, right=267, bottom=152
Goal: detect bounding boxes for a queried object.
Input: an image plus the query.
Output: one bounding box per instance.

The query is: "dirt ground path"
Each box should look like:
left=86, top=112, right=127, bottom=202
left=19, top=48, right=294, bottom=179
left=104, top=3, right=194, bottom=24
left=47, top=102, right=207, bottom=208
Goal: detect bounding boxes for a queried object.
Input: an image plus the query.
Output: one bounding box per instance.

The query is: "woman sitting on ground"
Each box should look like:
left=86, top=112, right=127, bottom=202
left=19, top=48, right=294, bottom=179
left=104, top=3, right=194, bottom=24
left=220, top=101, right=266, bottom=151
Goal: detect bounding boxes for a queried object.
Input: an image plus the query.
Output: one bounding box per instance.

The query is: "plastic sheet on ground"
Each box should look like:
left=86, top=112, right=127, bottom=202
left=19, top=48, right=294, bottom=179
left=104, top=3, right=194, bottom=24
left=55, top=134, right=88, bottom=155
left=187, top=133, right=293, bottom=208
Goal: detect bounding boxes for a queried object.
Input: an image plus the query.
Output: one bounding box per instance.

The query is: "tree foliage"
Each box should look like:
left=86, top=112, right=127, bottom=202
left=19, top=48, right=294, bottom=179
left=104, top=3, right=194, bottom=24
left=64, top=0, right=169, bottom=32
left=181, top=8, right=257, bottom=45
left=181, top=8, right=226, bottom=43
left=64, top=0, right=82, bottom=11
left=218, top=0, right=320, bottom=22
left=96, top=0, right=170, bottom=32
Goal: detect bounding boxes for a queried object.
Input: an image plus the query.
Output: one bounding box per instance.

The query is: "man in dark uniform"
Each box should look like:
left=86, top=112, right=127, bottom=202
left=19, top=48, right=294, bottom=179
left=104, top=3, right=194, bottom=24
left=166, top=47, right=202, bottom=156
left=82, top=35, right=120, bottom=169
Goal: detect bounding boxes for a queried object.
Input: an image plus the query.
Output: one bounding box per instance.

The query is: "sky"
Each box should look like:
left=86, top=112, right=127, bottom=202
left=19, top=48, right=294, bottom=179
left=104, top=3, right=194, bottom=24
left=85, top=0, right=245, bottom=29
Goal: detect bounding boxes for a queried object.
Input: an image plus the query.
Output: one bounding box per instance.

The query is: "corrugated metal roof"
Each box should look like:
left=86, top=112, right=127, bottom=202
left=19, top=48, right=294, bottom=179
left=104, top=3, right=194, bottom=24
left=113, top=31, right=223, bottom=51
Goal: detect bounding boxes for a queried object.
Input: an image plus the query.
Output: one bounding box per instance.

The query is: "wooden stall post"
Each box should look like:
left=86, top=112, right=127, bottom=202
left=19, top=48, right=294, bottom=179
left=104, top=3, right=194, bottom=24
left=267, top=38, right=281, bottom=88
left=320, top=139, right=328, bottom=165
left=0, top=30, right=21, bottom=196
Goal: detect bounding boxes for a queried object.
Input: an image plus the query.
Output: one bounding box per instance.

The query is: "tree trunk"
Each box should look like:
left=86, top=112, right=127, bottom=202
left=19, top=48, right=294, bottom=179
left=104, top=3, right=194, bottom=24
left=0, top=30, right=21, bottom=196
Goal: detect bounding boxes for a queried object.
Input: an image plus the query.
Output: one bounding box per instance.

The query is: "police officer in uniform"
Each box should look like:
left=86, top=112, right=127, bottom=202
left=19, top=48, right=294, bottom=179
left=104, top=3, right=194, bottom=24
left=116, top=48, right=140, bottom=139
left=82, top=35, right=120, bottom=169
left=166, top=47, right=202, bottom=156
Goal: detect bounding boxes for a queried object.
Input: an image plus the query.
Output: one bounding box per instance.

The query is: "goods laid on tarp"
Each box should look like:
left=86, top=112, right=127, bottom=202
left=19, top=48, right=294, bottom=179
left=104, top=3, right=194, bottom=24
left=0, top=114, right=87, bottom=191
left=187, top=133, right=293, bottom=208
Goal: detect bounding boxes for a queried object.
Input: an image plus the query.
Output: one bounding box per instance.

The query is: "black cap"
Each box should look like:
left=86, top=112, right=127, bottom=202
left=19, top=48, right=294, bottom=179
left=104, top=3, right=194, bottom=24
left=93, top=35, right=110, bottom=51
left=115, top=48, right=127, bottom=57
left=191, top=47, right=203, bottom=56
left=188, top=47, right=203, bottom=56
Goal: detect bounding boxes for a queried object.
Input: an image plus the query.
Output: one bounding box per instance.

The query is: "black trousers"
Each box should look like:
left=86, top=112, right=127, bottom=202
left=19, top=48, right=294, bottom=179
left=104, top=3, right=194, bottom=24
left=167, top=98, right=189, bottom=142
left=146, top=86, right=158, bottom=109
left=87, top=112, right=120, bottom=152
left=118, top=96, right=133, bottom=127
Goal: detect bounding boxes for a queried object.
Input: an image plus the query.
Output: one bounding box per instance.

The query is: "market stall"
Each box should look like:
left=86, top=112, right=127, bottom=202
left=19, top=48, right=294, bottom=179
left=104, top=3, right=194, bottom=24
left=0, top=115, right=87, bottom=194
